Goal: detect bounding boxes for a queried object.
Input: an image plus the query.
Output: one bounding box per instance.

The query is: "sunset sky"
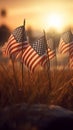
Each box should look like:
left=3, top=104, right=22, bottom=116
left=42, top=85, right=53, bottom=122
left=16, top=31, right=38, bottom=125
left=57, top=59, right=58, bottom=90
left=0, top=0, right=73, bottom=32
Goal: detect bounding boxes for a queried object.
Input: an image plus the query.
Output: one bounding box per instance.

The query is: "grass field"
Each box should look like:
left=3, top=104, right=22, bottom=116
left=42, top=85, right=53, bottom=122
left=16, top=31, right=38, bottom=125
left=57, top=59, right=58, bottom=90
left=0, top=60, right=73, bottom=110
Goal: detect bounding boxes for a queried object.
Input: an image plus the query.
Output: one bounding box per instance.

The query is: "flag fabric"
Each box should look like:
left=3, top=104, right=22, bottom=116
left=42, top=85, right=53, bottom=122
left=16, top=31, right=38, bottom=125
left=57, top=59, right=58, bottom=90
left=69, top=43, right=73, bottom=57
left=48, top=48, right=56, bottom=60
left=2, top=42, right=7, bottom=56
left=42, top=48, right=56, bottom=66
left=22, top=35, right=56, bottom=72
left=59, top=30, right=73, bottom=69
left=69, top=44, right=73, bottom=69
left=58, top=38, right=73, bottom=54
left=42, top=37, right=56, bottom=66
left=2, top=26, right=28, bottom=59
left=59, top=31, right=73, bottom=54
left=22, top=36, right=47, bottom=72
left=30, top=36, right=46, bottom=56
left=59, top=38, right=69, bottom=54
left=69, top=57, right=73, bottom=69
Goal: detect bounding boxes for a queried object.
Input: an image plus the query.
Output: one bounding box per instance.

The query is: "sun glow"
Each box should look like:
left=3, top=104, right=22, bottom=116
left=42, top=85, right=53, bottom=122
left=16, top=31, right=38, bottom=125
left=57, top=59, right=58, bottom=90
left=44, top=13, right=64, bottom=32
left=49, top=14, right=62, bottom=27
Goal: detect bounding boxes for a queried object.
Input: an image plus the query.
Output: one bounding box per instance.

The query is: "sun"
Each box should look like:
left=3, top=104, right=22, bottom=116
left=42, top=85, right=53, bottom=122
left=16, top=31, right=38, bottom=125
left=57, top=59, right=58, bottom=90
left=49, top=14, right=62, bottom=28
left=44, top=13, right=64, bottom=32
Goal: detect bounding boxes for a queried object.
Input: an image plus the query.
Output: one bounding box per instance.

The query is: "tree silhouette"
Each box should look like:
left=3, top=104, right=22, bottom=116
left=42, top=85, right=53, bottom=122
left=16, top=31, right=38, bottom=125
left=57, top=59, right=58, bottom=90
left=1, top=9, right=6, bottom=17
left=0, top=9, right=11, bottom=45
left=0, top=25, right=11, bottom=45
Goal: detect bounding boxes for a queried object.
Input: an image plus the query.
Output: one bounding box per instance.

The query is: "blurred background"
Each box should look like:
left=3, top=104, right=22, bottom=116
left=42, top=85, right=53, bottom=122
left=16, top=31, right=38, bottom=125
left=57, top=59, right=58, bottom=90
left=0, top=0, right=73, bottom=69
left=0, top=0, right=73, bottom=31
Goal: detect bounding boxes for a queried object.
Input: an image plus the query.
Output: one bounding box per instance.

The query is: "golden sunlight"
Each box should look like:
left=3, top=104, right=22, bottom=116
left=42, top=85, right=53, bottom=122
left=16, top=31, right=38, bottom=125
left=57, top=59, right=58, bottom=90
left=44, top=13, right=64, bottom=32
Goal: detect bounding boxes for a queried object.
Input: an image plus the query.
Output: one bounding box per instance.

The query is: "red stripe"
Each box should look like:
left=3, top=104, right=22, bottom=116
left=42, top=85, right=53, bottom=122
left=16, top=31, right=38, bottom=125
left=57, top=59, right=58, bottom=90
left=25, top=49, right=36, bottom=66
left=27, top=52, right=37, bottom=67
left=22, top=46, right=31, bottom=59
left=32, top=56, right=44, bottom=72
left=30, top=55, right=41, bottom=71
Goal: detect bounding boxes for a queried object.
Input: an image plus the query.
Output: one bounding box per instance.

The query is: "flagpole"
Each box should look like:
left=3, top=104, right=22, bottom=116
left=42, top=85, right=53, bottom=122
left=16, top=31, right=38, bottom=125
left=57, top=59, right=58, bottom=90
left=53, top=39, right=57, bottom=70
left=43, top=30, right=51, bottom=90
left=10, top=56, right=18, bottom=91
left=21, top=19, right=25, bottom=90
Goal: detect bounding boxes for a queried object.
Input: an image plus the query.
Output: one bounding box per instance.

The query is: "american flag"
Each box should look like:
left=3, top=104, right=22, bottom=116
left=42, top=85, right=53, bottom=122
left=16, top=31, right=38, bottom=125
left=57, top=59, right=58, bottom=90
left=59, top=31, right=73, bottom=54
left=22, top=36, right=47, bottom=72
left=59, top=31, right=73, bottom=69
left=22, top=35, right=56, bottom=72
left=42, top=38, right=56, bottom=66
left=2, top=26, right=28, bottom=59
left=58, top=38, right=73, bottom=54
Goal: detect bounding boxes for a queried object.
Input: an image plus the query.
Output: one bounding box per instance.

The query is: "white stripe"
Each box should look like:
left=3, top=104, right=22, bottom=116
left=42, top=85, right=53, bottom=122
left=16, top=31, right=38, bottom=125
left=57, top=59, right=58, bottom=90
left=31, top=55, right=42, bottom=71
left=29, top=54, right=39, bottom=70
left=26, top=50, right=37, bottom=67
left=24, top=47, right=34, bottom=62
left=22, top=46, right=31, bottom=58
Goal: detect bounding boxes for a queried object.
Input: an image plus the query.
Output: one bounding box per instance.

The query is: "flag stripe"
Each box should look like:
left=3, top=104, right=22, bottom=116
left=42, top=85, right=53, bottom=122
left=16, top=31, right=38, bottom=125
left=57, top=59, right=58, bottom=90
left=69, top=57, right=73, bottom=69
left=22, top=46, right=34, bottom=65
left=26, top=51, right=37, bottom=67
left=59, top=38, right=73, bottom=54
left=31, top=56, right=44, bottom=72
left=22, top=45, right=44, bottom=72
left=59, top=32, right=73, bottom=69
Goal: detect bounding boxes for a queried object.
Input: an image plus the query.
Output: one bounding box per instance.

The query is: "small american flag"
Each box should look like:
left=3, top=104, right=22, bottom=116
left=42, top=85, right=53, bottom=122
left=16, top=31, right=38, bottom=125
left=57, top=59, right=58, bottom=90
left=59, top=31, right=73, bottom=54
left=22, top=36, right=47, bottom=72
left=22, top=35, right=56, bottom=72
left=2, top=26, right=28, bottom=59
left=59, top=31, right=73, bottom=69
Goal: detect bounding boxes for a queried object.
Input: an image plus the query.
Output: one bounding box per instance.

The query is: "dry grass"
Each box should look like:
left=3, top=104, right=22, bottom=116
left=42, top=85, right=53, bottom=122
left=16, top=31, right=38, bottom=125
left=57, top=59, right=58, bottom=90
left=0, top=60, right=73, bottom=111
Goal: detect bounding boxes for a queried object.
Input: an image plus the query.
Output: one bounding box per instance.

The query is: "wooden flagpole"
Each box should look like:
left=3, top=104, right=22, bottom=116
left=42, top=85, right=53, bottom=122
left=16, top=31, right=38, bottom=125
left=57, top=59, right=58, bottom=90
left=10, top=56, right=18, bottom=91
left=53, top=38, right=57, bottom=70
left=43, top=30, right=51, bottom=90
left=12, top=59, right=18, bottom=87
left=21, top=19, right=25, bottom=90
